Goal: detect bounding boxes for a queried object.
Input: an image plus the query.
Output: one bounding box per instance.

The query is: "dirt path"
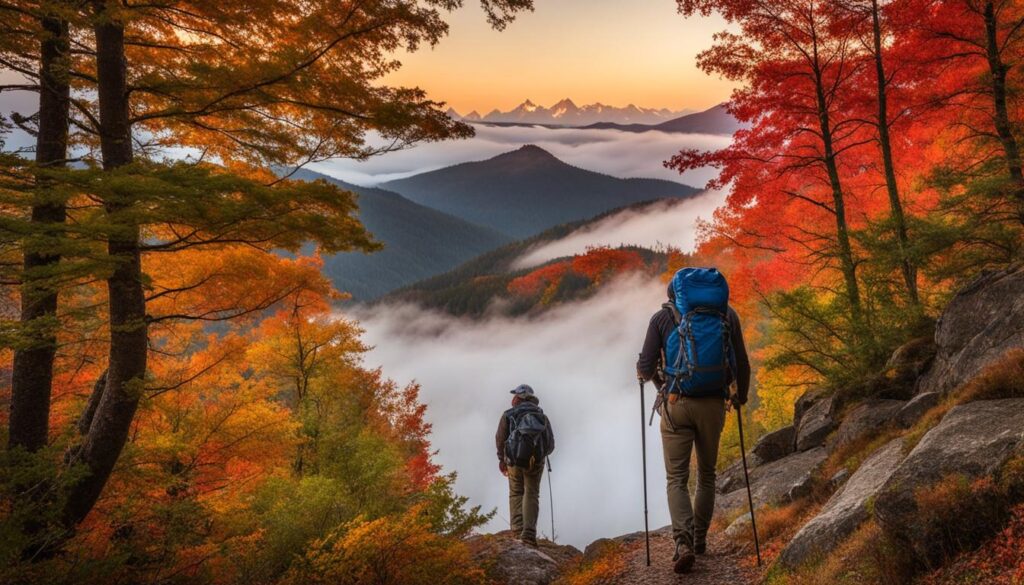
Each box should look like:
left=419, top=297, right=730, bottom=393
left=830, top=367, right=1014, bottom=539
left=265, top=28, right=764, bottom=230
left=615, top=527, right=760, bottom=585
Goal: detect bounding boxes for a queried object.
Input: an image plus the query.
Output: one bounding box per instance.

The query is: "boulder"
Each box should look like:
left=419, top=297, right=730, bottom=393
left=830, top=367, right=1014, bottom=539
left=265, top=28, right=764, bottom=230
left=829, top=468, right=850, bottom=489
left=918, top=266, right=1024, bottom=396
left=895, top=392, right=941, bottom=428
left=468, top=532, right=581, bottom=585
left=778, top=439, right=905, bottom=568
left=716, top=447, right=827, bottom=514
left=717, top=426, right=795, bottom=495
left=724, top=512, right=752, bottom=540
left=717, top=457, right=752, bottom=495
left=794, top=389, right=828, bottom=430
left=828, top=399, right=904, bottom=452
left=752, top=425, right=797, bottom=464
left=874, top=399, right=1024, bottom=562
left=796, top=396, right=835, bottom=452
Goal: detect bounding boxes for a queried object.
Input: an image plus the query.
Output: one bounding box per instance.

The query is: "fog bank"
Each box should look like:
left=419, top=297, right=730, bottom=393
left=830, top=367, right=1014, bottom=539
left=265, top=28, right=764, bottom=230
left=353, top=275, right=673, bottom=549
left=513, top=189, right=727, bottom=269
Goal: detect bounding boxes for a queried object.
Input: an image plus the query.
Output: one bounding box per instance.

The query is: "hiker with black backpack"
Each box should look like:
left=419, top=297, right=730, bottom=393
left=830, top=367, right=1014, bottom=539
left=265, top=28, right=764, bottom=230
left=636, top=268, right=751, bottom=574
left=496, top=384, right=555, bottom=548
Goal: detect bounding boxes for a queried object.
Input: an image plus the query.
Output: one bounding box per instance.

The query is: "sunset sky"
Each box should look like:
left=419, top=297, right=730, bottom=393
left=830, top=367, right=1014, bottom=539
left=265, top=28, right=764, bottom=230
left=384, top=0, right=737, bottom=114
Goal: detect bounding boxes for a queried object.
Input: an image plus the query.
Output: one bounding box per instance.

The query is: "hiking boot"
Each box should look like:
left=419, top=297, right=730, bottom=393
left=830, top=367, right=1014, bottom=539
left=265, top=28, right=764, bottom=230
left=673, top=542, right=695, bottom=574
left=694, top=541, right=707, bottom=555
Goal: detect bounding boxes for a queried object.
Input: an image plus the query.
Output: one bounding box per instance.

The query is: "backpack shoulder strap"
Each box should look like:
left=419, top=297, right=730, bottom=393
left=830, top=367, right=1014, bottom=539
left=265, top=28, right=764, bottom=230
left=662, top=302, right=682, bottom=326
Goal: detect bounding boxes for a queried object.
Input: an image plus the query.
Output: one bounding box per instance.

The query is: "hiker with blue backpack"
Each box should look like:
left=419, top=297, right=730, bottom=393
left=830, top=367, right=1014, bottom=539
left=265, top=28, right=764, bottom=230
left=496, top=384, right=555, bottom=547
left=637, top=268, right=751, bottom=574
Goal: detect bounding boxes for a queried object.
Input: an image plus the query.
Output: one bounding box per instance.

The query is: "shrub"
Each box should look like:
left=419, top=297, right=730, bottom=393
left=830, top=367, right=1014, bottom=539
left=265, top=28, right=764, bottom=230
left=957, top=348, right=1024, bottom=403
left=555, top=542, right=627, bottom=585
left=776, top=521, right=910, bottom=585
left=281, top=505, right=484, bottom=585
left=911, top=474, right=1012, bottom=568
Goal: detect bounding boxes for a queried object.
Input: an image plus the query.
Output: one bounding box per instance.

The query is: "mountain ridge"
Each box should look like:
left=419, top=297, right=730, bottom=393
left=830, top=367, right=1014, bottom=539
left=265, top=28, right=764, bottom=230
left=382, top=145, right=700, bottom=238
left=448, top=98, right=688, bottom=126
left=290, top=168, right=511, bottom=300
left=583, top=103, right=742, bottom=135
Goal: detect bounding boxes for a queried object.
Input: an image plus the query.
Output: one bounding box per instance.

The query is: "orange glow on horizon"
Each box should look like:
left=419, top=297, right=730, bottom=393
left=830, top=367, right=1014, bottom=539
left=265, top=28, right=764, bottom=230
left=383, top=0, right=737, bottom=115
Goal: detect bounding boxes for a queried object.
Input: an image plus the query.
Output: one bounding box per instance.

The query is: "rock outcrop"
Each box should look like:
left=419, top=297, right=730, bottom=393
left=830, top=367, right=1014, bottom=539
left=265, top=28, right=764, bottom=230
left=752, top=425, right=796, bottom=463
left=778, top=439, right=905, bottom=568
left=895, top=391, right=941, bottom=428
left=918, top=265, right=1024, bottom=396
left=468, top=532, right=581, bottom=585
left=716, top=447, right=827, bottom=514
left=874, top=399, right=1024, bottom=562
left=828, top=399, right=904, bottom=452
left=796, top=396, right=835, bottom=452
left=717, top=425, right=798, bottom=494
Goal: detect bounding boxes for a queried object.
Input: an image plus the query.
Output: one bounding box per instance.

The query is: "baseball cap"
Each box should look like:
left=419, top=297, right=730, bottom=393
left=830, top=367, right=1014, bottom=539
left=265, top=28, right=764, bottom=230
left=510, top=384, right=535, bottom=396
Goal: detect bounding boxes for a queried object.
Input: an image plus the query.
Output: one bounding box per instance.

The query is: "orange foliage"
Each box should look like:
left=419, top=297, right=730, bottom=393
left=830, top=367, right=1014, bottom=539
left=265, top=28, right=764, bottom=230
left=508, top=261, right=571, bottom=297
left=569, top=247, right=644, bottom=282
left=281, top=506, right=484, bottom=585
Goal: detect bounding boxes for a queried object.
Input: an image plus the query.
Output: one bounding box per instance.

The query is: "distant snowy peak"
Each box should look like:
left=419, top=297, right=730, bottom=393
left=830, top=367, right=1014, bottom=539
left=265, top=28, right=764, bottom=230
left=454, top=99, right=690, bottom=126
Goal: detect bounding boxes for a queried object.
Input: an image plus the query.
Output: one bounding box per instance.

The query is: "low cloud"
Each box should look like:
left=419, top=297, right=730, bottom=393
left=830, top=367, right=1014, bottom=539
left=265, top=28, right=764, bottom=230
left=311, top=124, right=730, bottom=187
left=513, top=189, right=727, bottom=269
left=352, top=275, right=676, bottom=548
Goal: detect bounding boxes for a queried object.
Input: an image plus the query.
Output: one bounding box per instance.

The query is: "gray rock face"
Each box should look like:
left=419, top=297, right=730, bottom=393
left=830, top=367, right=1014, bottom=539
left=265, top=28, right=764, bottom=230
left=828, top=399, right=904, bottom=452
left=796, top=396, right=835, bottom=452
left=753, top=425, right=796, bottom=464
left=875, top=399, right=1024, bottom=561
left=718, top=426, right=796, bottom=494
left=717, top=456, right=752, bottom=495
left=794, top=389, right=827, bottom=430
left=716, top=447, right=827, bottom=514
left=778, top=439, right=905, bottom=568
left=468, top=533, right=581, bottom=585
left=918, top=266, right=1024, bottom=396
left=895, top=392, right=941, bottom=428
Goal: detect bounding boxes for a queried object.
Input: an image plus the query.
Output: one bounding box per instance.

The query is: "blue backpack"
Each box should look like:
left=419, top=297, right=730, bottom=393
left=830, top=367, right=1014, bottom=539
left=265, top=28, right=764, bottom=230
left=663, top=268, right=735, bottom=398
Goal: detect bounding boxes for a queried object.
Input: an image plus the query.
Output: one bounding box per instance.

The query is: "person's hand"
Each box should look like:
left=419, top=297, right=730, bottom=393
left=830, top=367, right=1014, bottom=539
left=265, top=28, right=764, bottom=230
left=499, top=461, right=508, bottom=476
left=730, top=394, right=746, bottom=410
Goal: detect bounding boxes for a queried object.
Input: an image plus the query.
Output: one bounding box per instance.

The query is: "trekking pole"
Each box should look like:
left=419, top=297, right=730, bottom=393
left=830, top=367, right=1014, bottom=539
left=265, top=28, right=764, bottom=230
left=736, top=404, right=762, bottom=566
left=547, top=457, right=555, bottom=542
left=638, top=376, right=651, bottom=567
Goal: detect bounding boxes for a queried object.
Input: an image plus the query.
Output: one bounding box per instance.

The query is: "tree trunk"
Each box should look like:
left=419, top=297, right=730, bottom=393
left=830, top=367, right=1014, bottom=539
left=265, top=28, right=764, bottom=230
left=871, top=0, right=919, bottom=305
left=63, top=8, right=148, bottom=527
left=982, top=0, right=1024, bottom=223
left=8, top=12, right=70, bottom=453
left=812, top=65, right=864, bottom=332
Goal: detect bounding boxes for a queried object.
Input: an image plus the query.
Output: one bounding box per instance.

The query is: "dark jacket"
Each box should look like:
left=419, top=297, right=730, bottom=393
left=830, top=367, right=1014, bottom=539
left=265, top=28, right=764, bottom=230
left=495, top=395, right=555, bottom=465
left=636, top=284, right=751, bottom=403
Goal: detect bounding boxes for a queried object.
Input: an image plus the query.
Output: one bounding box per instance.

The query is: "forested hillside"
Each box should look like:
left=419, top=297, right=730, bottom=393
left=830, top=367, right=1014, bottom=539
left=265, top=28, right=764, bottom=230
left=290, top=169, right=511, bottom=300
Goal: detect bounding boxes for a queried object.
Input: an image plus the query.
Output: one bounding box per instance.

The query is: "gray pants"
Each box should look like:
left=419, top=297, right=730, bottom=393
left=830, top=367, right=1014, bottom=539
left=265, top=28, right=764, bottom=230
left=508, top=464, right=544, bottom=541
left=660, top=396, right=727, bottom=549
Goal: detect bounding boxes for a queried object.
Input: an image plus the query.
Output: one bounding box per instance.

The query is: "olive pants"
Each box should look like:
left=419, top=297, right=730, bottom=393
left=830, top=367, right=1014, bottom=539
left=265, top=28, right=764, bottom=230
left=660, top=395, right=727, bottom=550
left=508, top=464, right=544, bottom=541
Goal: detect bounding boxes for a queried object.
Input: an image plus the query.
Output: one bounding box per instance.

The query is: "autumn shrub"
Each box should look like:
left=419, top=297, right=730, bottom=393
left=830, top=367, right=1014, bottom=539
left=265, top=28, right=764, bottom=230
left=957, top=348, right=1024, bottom=403
left=911, top=474, right=1012, bottom=568
left=280, top=506, right=485, bottom=585
left=918, top=502, right=1024, bottom=585
left=554, top=541, right=627, bottom=585
left=773, top=521, right=909, bottom=585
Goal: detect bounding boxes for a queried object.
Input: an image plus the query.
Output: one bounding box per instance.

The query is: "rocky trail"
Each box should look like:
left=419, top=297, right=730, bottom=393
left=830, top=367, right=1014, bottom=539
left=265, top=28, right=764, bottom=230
left=614, top=527, right=759, bottom=585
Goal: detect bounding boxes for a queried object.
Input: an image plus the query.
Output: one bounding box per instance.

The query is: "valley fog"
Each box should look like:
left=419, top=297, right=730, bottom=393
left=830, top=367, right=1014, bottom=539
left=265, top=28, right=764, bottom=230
left=514, top=190, right=727, bottom=268
left=354, top=275, right=672, bottom=549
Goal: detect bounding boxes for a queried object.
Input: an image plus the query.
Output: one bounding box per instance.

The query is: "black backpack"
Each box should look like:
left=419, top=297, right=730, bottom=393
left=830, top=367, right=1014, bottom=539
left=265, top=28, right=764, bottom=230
left=504, top=404, right=550, bottom=470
